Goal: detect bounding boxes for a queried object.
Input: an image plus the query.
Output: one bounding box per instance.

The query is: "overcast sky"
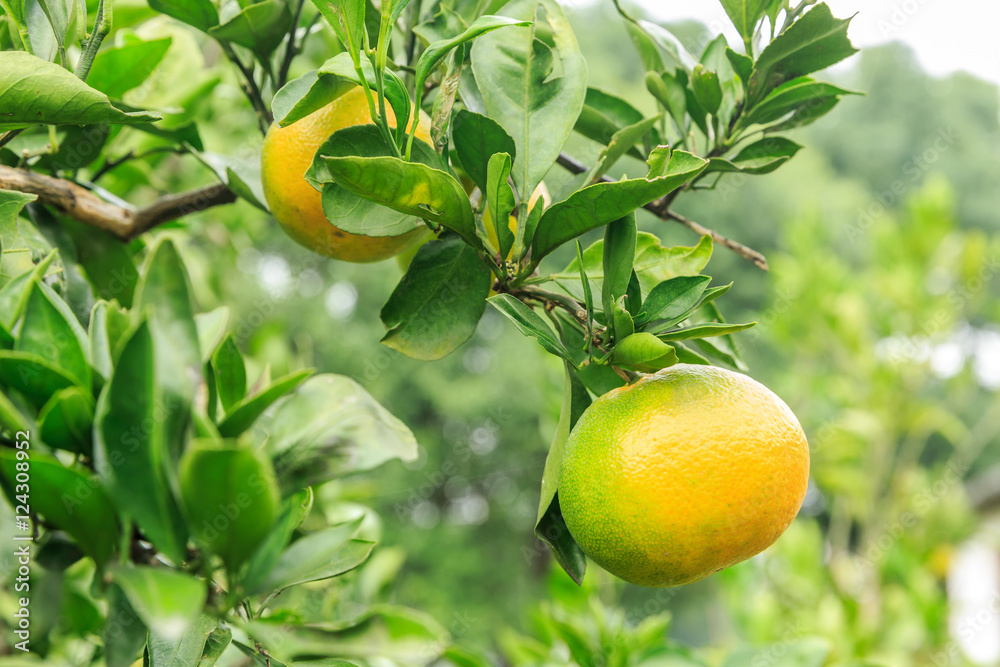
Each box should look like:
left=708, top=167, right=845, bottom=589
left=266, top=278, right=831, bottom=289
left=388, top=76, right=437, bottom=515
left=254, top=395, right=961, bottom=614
left=593, top=0, right=1000, bottom=86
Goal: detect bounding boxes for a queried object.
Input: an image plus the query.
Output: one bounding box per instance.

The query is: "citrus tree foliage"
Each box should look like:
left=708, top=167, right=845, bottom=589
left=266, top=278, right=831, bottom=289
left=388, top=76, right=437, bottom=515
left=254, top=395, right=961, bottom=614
left=0, top=0, right=862, bottom=663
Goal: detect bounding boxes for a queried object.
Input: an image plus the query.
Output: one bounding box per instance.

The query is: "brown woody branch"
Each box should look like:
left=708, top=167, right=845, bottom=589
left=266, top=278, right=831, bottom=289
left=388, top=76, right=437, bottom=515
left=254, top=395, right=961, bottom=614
left=0, top=165, right=236, bottom=241
left=555, top=153, right=769, bottom=271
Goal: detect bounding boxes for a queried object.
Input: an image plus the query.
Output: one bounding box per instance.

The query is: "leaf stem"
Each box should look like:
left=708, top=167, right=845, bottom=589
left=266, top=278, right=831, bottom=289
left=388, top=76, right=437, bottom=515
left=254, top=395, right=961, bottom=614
left=222, top=44, right=273, bottom=135
left=73, top=0, right=112, bottom=81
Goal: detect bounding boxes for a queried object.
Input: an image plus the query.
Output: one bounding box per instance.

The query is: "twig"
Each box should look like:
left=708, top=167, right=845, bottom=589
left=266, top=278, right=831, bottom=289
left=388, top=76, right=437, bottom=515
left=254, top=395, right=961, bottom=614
left=277, top=0, right=308, bottom=89
left=222, top=44, right=273, bottom=134
left=556, top=152, right=769, bottom=271
left=74, top=0, right=112, bottom=81
left=0, top=165, right=236, bottom=241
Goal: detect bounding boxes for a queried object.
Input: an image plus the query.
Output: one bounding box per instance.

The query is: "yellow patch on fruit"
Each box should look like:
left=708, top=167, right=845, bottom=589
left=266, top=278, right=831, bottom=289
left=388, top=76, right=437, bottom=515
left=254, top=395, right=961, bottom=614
left=261, top=87, right=432, bottom=263
left=559, top=364, right=810, bottom=588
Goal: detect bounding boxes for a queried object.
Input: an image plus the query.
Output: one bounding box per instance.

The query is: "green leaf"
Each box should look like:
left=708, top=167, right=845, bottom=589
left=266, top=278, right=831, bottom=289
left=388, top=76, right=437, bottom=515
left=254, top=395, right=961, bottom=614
left=88, top=299, right=129, bottom=382
left=62, top=220, right=139, bottom=309
left=587, top=114, right=661, bottom=182
left=104, top=585, right=148, bottom=667
left=0, top=350, right=78, bottom=407
left=308, top=126, right=440, bottom=238
left=379, top=235, right=491, bottom=361
left=264, top=375, right=418, bottom=494
left=212, top=335, right=246, bottom=413
left=692, top=64, right=722, bottom=115
left=531, top=150, right=707, bottom=261
left=112, top=567, right=206, bottom=640
left=748, top=3, right=858, bottom=105
left=208, top=0, right=293, bottom=59
left=87, top=37, right=173, bottom=99
left=149, top=615, right=219, bottom=667
left=486, top=293, right=574, bottom=361
left=16, top=281, right=90, bottom=387
left=302, top=54, right=410, bottom=133
left=452, top=109, right=517, bottom=195
left=655, top=321, right=755, bottom=341
left=195, top=306, right=230, bottom=363
left=310, top=0, right=366, bottom=63
left=243, top=488, right=313, bottom=593
left=553, top=233, right=713, bottom=301
left=745, top=77, right=860, bottom=126
left=726, top=47, right=753, bottom=86
left=94, top=320, right=188, bottom=563
left=134, top=239, right=201, bottom=461
left=0, top=451, right=119, bottom=564
left=256, top=518, right=371, bottom=592
left=38, top=386, right=94, bottom=454
left=148, top=0, right=218, bottom=30
left=198, top=623, right=232, bottom=667
left=573, top=87, right=645, bottom=154
left=216, top=369, right=312, bottom=438
left=321, top=154, right=478, bottom=247
left=535, top=365, right=590, bottom=584
left=471, top=0, right=587, bottom=197
left=601, top=213, right=637, bottom=324
left=180, top=445, right=280, bottom=571
left=415, top=14, right=530, bottom=93
left=610, top=295, right=635, bottom=340
left=271, top=70, right=356, bottom=127
left=635, top=275, right=711, bottom=327
left=485, top=152, right=516, bottom=258
left=0, top=52, right=162, bottom=130
left=719, top=0, right=768, bottom=46
left=707, top=137, right=802, bottom=174
left=35, top=0, right=74, bottom=55
left=0, top=190, right=39, bottom=281
left=245, top=606, right=447, bottom=662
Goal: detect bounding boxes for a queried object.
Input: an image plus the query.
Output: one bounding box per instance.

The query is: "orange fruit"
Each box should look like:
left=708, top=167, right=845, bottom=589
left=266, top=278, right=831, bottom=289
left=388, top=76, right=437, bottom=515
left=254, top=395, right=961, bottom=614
left=261, top=87, right=433, bottom=262
left=559, top=364, right=809, bottom=587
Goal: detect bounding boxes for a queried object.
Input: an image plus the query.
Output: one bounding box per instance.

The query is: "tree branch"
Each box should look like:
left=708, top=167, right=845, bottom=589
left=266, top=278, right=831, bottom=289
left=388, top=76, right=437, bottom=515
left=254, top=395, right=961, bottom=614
left=0, top=165, right=236, bottom=241
left=555, top=152, right=769, bottom=271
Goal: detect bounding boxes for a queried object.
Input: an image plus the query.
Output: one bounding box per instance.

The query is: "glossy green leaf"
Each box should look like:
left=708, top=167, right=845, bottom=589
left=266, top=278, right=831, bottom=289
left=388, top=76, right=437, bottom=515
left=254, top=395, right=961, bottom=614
left=0, top=451, right=119, bottom=564
left=37, top=386, right=93, bottom=454
left=243, top=488, right=313, bottom=592
left=180, top=445, right=280, bottom=571
left=719, top=0, right=768, bottom=46
left=321, top=155, right=478, bottom=247
left=471, top=0, right=587, bottom=197
left=310, top=0, right=365, bottom=63
left=216, top=369, right=312, bottom=438
left=635, top=275, right=711, bottom=327
left=746, top=77, right=860, bottom=126
left=415, top=14, right=530, bottom=93
left=149, top=615, right=219, bottom=667
left=272, top=69, right=355, bottom=127
left=601, top=213, right=637, bottom=324
left=0, top=52, right=161, bottom=130
left=613, top=0, right=695, bottom=72
left=256, top=517, right=370, bottom=592
left=148, top=0, right=218, bottom=30
left=748, top=3, right=858, bottom=104
left=198, top=623, right=232, bottom=666
left=0, top=190, right=40, bottom=281
left=655, top=321, right=755, bottom=341
left=308, top=126, right=439, bottom=238
left=707, top=135, right=802, bottom=175
left=380, top=235, right=491, bottom=361
left=452, top=109, right=517, bottom=195
left=535, top=365, right=590, bottom=584
left=87, top=37, right=173, bottom=99
left=208, top=0, right=293, bottom=59
left=112, top=567, right=206, bottom=640
left=485, top=152, right=516, bottom=258
left=16, top=281, right=90, bottom=386
left=94, top=320, right=188, bottom=563
left=134, top=239, right=201, bottom=461
left=726, top=47, right=753, bottom=86
left=88, top=299, right=129, bottom=382
left=573, top=87, right=645, bottom=154
left=589, top=115, right=661, bottom=185
left=531, top=150, right=707, bottom=261
left=265, top=374, right=418, bottom=494
left=486, top=294, right=573, bottom=361
left=212, top=335, right=246, bottom=413
left=0, top=350, right=78, bottom=407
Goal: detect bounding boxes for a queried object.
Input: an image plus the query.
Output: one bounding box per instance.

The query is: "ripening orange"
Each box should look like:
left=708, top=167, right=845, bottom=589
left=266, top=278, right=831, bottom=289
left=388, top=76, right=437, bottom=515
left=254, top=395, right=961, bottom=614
left=261, top=87, right=432, bottom=262
left=558, top=364, right=809, bottom=587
